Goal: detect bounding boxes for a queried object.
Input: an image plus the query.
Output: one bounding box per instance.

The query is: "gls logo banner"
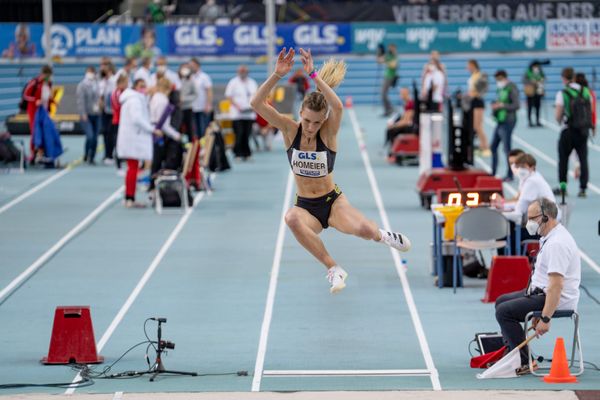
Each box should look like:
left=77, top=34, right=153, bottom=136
left=169, top=25, right=222, bottom=55
left=234, top=25, right=268, bottom=46
left=278, top=24, right=351, bottom=54
left=42, top=24, right=125, bottom=56
left=231, top=25, right=278, bottom=55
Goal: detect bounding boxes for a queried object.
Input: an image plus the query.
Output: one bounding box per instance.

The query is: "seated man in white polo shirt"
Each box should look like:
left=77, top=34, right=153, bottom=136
left=495, top=198, right=581, bottom=375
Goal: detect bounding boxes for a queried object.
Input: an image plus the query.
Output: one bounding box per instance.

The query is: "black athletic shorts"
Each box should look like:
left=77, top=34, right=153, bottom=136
left=295, top=185, right=342, bottom=229
left=471, top=97, right=485, bottom=109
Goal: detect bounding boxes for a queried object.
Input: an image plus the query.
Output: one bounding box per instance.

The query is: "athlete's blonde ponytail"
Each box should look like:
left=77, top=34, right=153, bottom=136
left=300, top=58, right=346, bottom=113
left=318, top=58, right=346, bottom=89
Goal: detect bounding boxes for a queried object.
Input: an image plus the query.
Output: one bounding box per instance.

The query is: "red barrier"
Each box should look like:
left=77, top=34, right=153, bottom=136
left=482, top=256, right=531, bottom=303
left=41, top=306, right=103, bottom=365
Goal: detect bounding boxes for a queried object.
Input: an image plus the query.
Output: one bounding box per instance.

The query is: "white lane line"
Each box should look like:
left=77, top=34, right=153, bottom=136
left=65, top=188, right=208, bottom=394
left=484, top=117, right=600, bottom=195
left=476, top=156, right=600, bottom=275
left=264, top=369, right=431, bottom=377
left=251, top=171, right=294, bottom=392
left=580, top=251, right=600, bottom=274
left=0, top=186, right=123, bottom=305
left=0, top=167, right=71, bottom=215
left=112, top=392, right=124, bottom=400
left=348, top=108, right=442, bottom=391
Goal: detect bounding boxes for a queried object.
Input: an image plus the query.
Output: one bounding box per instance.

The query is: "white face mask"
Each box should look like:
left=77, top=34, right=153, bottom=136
left=532, top=67, right=540, bottom=73
left=526, top=219, right=540, bottom=236
left=496, top=80, right=507, bottom=89
left=516, top=167, right=531, bottom=181
left=180, top=67, right=191, bottom=78
left=157, top=65, right=167, bottom=73
left=85, top=72, right=95, bottom=80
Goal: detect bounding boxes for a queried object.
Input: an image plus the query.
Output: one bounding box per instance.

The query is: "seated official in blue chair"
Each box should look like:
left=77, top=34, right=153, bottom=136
left=495, top=198, right=581, bottom=375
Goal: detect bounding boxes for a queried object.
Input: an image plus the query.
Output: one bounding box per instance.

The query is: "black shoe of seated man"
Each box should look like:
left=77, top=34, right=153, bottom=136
left=536, top=122, right=543, bottom=127
left=516, top=361, right=538, bottom=376
left=578, top=189, right=587, bottom=198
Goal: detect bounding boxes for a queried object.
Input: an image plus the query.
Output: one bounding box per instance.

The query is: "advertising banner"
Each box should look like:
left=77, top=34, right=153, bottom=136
left=546, top=19, right=600, bottom=51
left=352, top=22, right=546, bottom=54
left=0, top=23, right=351, bottom=58
left=229, top=1, right=600, bottom=24
left=5, top=20, right=600, bottom=58
left=276, top=24, right=352, bottom=55
left=0, top=23, right=144, bottom=58
left=165, top=23, right=352, bottom=56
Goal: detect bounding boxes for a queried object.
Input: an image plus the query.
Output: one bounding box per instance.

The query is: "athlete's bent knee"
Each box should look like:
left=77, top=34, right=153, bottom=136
left=285, top=209, right=303, bottom=231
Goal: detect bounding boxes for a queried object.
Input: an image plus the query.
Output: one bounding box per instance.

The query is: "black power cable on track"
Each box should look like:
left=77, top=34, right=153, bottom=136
left=0, top=319, right=248, bottom=390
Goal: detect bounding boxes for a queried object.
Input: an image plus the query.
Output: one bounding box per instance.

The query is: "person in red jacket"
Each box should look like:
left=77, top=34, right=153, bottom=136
left=22, top=65, right=53, bottom=160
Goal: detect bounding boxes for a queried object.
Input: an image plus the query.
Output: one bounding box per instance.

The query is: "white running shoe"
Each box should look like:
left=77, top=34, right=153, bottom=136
left=380, top=229, right=411, bottom=252
left=327, top=266, right=348, bottom=294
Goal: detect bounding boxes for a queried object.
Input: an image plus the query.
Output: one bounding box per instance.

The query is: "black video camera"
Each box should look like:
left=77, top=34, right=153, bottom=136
left=532, top=59, right=551, bottom=66
left=159, top=340, right=175, bottom=350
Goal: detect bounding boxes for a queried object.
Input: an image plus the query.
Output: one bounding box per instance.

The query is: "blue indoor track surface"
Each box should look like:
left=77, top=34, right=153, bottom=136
left=0, top=104, right=599, bottom=399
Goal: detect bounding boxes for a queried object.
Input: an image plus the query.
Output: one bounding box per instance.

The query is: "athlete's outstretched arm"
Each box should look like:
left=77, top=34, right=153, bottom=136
left=299, top=48, right=343, bottom=134
left=250, top=48, right=297, bottom=138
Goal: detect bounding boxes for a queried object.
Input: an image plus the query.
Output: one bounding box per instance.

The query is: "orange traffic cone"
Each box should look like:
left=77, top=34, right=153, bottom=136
left=543, top=337, right=577, bottom=383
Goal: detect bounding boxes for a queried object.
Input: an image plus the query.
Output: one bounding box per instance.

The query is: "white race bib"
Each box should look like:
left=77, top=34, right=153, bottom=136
left=291, top=149, right=329, bottom=178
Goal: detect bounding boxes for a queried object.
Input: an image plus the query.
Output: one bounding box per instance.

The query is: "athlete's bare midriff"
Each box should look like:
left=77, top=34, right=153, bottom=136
left=294, top=174, right=336, bottom=198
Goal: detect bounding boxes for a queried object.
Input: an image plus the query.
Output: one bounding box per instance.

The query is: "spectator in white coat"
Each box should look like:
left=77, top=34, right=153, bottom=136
left=225, top=64, right=257, bottom=161
left=116, top=79, right=162, bottom=208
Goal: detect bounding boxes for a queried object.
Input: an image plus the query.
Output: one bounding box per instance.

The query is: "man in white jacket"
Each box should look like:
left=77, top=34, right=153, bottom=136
left=116, top=79, right=162, bottom=208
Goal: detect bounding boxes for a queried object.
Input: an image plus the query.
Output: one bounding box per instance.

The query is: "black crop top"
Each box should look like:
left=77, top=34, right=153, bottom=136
left=286, top=125, right=336, bottom=178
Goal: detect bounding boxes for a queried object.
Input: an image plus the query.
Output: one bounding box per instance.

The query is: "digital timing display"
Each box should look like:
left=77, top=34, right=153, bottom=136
left=438, top=189, right=501, bottom=206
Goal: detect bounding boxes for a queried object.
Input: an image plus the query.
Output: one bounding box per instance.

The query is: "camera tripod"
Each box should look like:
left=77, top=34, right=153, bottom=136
left=148, top=319, right=197, bottom=382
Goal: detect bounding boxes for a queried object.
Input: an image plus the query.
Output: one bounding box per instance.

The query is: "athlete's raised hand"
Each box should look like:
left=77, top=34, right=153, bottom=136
left=299, top=48, right=314, bottom=75
left=275, top=47, right=295, bottom=77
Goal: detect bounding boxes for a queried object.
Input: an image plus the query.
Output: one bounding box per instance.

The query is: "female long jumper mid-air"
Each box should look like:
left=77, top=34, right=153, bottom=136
left=250, top=48, right=411, bottom=294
